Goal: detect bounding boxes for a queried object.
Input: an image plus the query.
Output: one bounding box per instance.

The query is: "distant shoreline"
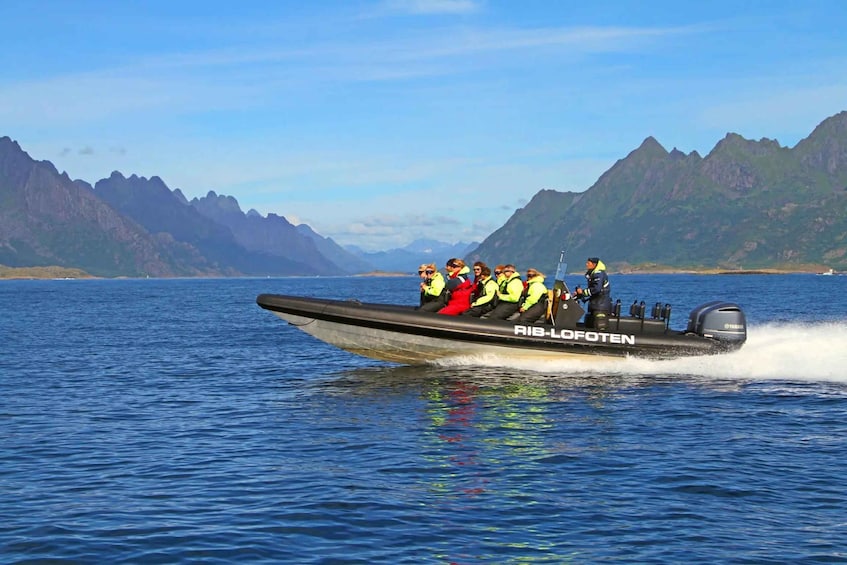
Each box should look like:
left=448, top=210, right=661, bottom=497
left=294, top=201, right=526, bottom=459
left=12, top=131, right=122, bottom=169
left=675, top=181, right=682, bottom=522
left=0, top=266, right=97, bottom=280
left=0, top=265, right=837, bottom=280
left=614, top=268, right=822, bottom=275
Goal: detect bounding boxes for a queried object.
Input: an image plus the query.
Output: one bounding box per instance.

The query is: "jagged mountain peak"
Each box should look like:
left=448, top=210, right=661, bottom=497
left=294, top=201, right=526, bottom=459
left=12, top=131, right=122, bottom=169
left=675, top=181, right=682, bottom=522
left=706, top=132, right=784, bottom=160
left=0, top=137, right=78, bottom=185
left=404, top=238, right=447, bottom=252
left=73, top=179, right=94, bottom=192
left=0, top=136, right=23, bottom=153
left=192, top=191, right=243, bottom=214
left=667, top=147, right=701, bottom=161
left=96, top=172, right=181, bottom=204
left=637, top=136, right=667, bottom=153
left=267, top=212, right=294, bottom=225
left=804, top=110, right=847, bottom=139
left=173, top=188, right=189, bottom=205
left=794, top=111, right=847, bottom=176
left=591, top=136, right=670, bottom=190
left=604, top=136, right=669, bottom=173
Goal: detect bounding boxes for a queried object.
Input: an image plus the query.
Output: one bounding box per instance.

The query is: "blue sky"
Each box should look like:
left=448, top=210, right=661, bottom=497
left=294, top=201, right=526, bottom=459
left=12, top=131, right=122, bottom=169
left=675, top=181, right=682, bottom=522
left=2, top=1, right=846, bottom=251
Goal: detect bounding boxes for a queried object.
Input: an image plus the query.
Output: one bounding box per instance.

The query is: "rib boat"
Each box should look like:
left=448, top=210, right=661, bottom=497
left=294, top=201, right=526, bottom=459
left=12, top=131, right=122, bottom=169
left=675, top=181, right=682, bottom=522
left=256, top=289, right=747, bottom=364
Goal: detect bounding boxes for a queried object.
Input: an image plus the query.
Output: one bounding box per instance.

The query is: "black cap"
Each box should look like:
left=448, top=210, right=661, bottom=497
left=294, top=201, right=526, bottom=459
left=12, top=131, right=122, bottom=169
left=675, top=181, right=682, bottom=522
left=587, top=257, right=600, bottom=264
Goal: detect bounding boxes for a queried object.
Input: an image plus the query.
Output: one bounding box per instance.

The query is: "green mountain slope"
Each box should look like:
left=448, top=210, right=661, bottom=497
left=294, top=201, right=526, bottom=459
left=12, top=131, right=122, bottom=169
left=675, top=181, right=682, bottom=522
left=470, top=112, right=847, bottom=274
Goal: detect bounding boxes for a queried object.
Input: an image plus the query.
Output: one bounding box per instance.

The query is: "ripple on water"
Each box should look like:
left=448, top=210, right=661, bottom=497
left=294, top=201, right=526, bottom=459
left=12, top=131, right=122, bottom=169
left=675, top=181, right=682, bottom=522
left=2, top=277, right=847, bottom=562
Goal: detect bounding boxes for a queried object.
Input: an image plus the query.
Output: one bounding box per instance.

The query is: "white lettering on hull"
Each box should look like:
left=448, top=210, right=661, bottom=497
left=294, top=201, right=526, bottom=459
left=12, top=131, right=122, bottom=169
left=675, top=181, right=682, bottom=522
left=513, top=325, right=636, bottom=345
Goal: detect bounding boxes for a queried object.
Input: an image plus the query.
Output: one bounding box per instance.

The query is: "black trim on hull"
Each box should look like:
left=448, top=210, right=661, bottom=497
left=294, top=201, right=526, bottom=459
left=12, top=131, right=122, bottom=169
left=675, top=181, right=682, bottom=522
left=256, top=293, right=746, bottom=363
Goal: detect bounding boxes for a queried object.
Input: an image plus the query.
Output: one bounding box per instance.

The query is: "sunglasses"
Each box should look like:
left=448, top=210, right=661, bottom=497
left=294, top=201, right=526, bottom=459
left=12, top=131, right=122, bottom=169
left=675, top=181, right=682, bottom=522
left=504, top=269, right=515, bottom=273
left=446, top=263, right=457, bottom=268
left=494, top=270, right=502, bottom=275
left=473, top=267, right=481, bottom=271
left=425, top=269, right=434, bottom=274
left=417, top=270, right=425, bottom=274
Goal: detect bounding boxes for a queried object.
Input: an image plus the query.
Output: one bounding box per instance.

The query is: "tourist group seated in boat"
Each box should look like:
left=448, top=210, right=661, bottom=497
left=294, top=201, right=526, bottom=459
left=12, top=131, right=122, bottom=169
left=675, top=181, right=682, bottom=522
left=416, top=256, right=619, bottom=330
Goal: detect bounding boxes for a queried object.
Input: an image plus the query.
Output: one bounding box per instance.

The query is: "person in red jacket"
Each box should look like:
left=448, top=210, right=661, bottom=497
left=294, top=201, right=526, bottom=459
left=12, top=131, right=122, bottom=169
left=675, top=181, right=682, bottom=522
left=438, top=258, right=473, bottom=315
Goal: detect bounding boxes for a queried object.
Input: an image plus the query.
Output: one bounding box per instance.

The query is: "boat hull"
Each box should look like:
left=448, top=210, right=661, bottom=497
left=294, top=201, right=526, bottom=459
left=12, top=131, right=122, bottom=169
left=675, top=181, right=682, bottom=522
left=257, top=294, right=744, bottom=365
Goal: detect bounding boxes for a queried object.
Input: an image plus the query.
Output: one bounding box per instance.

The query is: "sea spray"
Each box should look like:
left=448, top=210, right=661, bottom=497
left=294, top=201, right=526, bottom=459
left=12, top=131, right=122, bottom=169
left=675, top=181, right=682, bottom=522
left=435, top=321, right=847, bottom=383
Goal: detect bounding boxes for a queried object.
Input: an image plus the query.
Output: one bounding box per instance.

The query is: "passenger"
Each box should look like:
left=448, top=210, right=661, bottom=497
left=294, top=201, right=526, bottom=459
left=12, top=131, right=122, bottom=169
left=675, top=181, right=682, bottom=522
left=469, top=261, right=487, bottom=303
left=418, top=262, right=446, bottom=312
left=575, top=257, right=612, bottom=329
left=438, top=258, right=473, bottom=315
left=493, top=264, right=505, bottom=281
left=417, top=263, right=432, bottom=307
left=463, top=264, right=499, bottom=317
left=487, top=264, right=523, bottom=320
left=517, top=268, right=549, bottom=323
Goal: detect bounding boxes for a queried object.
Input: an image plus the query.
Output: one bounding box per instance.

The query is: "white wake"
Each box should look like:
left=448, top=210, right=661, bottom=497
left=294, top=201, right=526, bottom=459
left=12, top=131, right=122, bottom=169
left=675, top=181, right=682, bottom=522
left=436, top=322, right=847, bottom=383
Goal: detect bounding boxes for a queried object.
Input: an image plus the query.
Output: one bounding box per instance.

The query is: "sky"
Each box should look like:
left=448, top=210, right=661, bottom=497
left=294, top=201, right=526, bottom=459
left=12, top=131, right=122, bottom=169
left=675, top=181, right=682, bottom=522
left=1, top=1, right=846, bottom=251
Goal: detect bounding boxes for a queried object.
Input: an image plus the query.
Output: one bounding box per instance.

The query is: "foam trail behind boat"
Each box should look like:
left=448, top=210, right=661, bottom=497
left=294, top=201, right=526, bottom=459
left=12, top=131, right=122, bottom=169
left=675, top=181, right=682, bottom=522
left=436, top=322, right=847, bottom=383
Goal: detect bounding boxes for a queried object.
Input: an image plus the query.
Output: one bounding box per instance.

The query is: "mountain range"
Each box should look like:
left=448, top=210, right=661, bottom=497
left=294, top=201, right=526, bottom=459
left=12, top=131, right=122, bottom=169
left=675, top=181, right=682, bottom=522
left=472, top=111, right=847, bottom=274
left=346, top=239, right=479, bottom=273
left=2, top=110, right=846, bottom=277
left=0, top=139, right=474, bottom=277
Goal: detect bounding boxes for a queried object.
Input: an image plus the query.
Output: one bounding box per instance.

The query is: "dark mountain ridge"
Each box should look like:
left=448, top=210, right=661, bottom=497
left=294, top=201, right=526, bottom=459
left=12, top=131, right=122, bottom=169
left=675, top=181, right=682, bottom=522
left=470, top=111, right=847, bottom=274
left=0, top=137, right=216, bottom=277
left=345, top=239, right=479, bottom=273
left=0, top=138, right=371, bottom=277
left=189, top=190, right=352, bottom=275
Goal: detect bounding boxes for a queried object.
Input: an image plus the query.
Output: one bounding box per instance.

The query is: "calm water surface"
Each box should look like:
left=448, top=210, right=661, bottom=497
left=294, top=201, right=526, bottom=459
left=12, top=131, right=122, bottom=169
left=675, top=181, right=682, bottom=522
left=2, top=274, right=847, bottom=563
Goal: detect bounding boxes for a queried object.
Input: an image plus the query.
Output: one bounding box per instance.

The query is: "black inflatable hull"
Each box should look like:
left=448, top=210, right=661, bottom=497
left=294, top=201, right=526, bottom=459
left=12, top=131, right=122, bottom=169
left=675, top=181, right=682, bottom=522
left=257, top=294, right=746, bottom=365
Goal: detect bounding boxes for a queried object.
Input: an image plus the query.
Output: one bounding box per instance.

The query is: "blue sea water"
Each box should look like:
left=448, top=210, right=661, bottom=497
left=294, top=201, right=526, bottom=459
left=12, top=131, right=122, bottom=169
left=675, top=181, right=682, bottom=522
left=2, top=274, right=847, bottom=564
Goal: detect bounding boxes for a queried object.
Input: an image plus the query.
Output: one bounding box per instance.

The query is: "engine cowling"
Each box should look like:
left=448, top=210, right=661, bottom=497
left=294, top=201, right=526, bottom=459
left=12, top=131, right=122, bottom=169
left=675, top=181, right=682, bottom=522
left=686, top=301, right=747, bottom=343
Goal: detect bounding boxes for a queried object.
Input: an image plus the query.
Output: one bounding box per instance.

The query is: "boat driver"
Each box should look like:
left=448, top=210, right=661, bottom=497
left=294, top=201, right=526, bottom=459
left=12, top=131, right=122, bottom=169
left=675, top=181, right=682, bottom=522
left=575, top=257, right=612, bottom=329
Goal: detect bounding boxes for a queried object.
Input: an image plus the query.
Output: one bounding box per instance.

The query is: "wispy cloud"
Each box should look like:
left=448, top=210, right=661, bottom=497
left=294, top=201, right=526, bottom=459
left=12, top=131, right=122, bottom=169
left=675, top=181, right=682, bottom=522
left=382, top=0, right=483, bottom=15
left=0, top=18, right=701, bottom=130
left=128, top=21, right=690, bottom=77
left=323, top=211, right=466, bottom=250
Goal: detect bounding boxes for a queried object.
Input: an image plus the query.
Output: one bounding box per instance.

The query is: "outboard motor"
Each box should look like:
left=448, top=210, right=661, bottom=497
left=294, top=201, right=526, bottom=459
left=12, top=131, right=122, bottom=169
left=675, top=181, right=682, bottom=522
left=686, top=301, right=747, bottom=344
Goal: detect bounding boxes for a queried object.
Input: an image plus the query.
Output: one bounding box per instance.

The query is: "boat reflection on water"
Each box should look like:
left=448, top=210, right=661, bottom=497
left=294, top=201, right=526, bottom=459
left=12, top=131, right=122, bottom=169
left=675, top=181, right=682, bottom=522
left=293, top=363, right=762, bottom=562
left=308, top=364, right=745, bottom=493
left=312, top=362, right=746, bottom=399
